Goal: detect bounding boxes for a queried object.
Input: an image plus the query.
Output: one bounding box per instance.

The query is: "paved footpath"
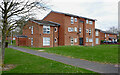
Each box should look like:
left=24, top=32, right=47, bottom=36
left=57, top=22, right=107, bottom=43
left=9, top=46, right=119, bottom=73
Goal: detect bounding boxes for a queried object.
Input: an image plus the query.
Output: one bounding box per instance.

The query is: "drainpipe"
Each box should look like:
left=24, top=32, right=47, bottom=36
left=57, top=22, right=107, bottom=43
left=53, top=27, right=54, bottom=47
left=92, top=29, right=94, bottom=46
left=58, top=26, right=59, bottom=46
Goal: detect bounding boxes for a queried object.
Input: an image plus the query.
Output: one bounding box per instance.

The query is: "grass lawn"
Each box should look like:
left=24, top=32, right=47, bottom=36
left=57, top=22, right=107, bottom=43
left=3, top=48, right=96, bottom=73
left=20, top=44, right=118, bottom=64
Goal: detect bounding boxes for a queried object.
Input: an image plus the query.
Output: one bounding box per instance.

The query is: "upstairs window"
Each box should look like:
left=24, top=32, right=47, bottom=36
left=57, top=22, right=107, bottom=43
left=89, top=21, right=93, bottom=24
left=31, top=26, right=33, bottom=34
left=79, top=28, right=81, bottom=33
left=71, top=17, right=74, bottom=24
left=86, top=29, right=88, bottom=33
left=55, top=27, right=57, bottom=32
left=68, top=27, right=74, bottom=32
left=89, top=29, right=91, bottom=35
left=74, top=27, right=77, bottom=32
left=96, top=31, right=99, bottom=36
left=75, top=18, right=77, bottom=22
left=43, top=26, right=50, bottom=34
left=86, top=20, right=89, bottom=24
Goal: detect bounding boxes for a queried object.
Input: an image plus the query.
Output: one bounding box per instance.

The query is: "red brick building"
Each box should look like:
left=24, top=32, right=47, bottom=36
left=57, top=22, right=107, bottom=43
left=16, top=19, right=60, bottom=47
left=95, top=29, right=117, bottom=44
left=43, top=11, right=96, bottom=46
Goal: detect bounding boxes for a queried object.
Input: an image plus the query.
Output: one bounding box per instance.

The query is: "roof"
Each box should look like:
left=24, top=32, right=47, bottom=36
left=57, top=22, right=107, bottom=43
left=100, top=31, right=117, bottom=35
left=95, top=28, right=101, bottom=31
left=43, top=11, right=97, bottom=21
left=29, top=19, right=60, bottom=26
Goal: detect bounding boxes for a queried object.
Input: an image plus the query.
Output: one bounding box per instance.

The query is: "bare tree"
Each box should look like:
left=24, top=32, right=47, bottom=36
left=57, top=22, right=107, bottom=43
left=106, top=26, right=118, bottom=33
left=0, top=0, right=49, bottom=66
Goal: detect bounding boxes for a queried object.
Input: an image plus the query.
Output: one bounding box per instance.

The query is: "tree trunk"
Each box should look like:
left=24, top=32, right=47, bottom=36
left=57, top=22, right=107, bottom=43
left=1, top=32, right=6, bottom=66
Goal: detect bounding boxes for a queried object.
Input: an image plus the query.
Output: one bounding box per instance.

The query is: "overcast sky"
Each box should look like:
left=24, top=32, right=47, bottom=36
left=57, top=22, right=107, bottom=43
left=36, top=0, right=119, bottom=31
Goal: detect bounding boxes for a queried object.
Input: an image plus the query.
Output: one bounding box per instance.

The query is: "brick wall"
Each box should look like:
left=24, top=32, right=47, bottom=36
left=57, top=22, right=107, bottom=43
left=22, top=20, right=59, bottom=47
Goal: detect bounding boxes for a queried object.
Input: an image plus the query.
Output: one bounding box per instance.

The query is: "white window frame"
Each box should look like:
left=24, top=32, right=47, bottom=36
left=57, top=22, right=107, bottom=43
left=74, top=27, right=77, bottom=32
left=75, top=18, right=77, bottom=22
left=31, top=38, right=33, bottom=45
left=89, top=29, right=91, bottom=35
left=89, top=21, right=93, bottom=24
left=31, top=26, right=33, bottom=34
left=55, top=37, right=57, bottom=43
left=96, top=31, right=99, bottom=36
left=79, top=28, right=81, bottom=33
left=105, top=34, right=106, bottom=37
left=68, top=27, right=73, bottom=32
left=71, top=17, right=74, bottom=24
left=43, top=37, right=50, bottom=46
left=86, top=20, right=89, bottom=24
left=75, top=38, right=77, bottom=43
left=86, top=29, right=88, bottom=33
left=43, top=26, right=50, bottom=34
left=89, top=38, right=93, bottom=42
left=96, top=38, right=99, bottom=44
left=86, top=37, right=89, bottom=42
left=55, top=27, right=57, bottom=32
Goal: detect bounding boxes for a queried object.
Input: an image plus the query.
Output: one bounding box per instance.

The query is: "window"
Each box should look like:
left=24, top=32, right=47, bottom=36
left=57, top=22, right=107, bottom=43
left=55, top=38, right=57, bottom=43
left=96, top=31, right=99, bottom=36
left=31, top=38, right=33, bottom=45
left=71, top=38, right=74, bottom=45
left=68, top=27, right=73, bottom=32
left=105, top=34, right=106, bottom=37
left=74, top=27, right=77, bottom=32
left=86, top=29, right=88, bottom=33
left=43, top=37, right=50, bottom=46
left=31, top=26, right=33, bottom=34
left=86, top=38, right=89, bottom=42
left=55, top=27, right=57, bottom=32
left=79, top=28, right=81, bottom=33
left=43, top=26, right=50, bottom=34
left=89, top=38, right=93, bottom=42
left=71, top=17, right=74, bottom=24
left=89, top=21, right=93, bottom=24
left=75, top=38, right=77, bottom=43
left=86, top=20, right=89, bottom=24
left=75, top=18, right=77, bottom=22
left=96, top=38, right=99, bottom=44
left=89, top=29, right=91, bottom=35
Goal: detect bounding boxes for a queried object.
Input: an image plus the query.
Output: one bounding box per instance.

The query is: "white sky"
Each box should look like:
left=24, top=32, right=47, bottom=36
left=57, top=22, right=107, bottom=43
left=36, top=0, right=119, bottom=31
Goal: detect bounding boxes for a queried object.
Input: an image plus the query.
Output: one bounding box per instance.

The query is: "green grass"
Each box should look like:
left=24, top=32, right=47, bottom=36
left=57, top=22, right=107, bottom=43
left=20, top=44, right=118, bottom=64
left=3, top=48, right=96, bottom=73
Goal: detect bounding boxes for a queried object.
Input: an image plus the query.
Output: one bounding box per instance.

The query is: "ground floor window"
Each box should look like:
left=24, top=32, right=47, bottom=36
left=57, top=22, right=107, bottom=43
left=43, top=37, right=50, bottom=46
left=31, top=38, right=33, bottom=46
left=86, top=37, right=89, bottom=42
left=75, top=38, right=77, bottom=43
left=71, top=38, right=74, bottom=45
left=55, top=37, right=57, bottom=43
left=96, top=38, right=99, bottom=44
left=89, top=38, right=93, bottom=42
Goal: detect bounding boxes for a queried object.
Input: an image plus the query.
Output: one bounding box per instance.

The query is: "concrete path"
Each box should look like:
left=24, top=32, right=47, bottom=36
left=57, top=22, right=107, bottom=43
left=9, top=46, right=119, bottom=73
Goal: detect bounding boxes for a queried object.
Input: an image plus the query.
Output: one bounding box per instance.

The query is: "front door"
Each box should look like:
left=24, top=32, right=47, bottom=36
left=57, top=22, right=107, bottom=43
left=71, top=38, right=74, bottom=45
left=79, top=38, right=83, bottom=45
